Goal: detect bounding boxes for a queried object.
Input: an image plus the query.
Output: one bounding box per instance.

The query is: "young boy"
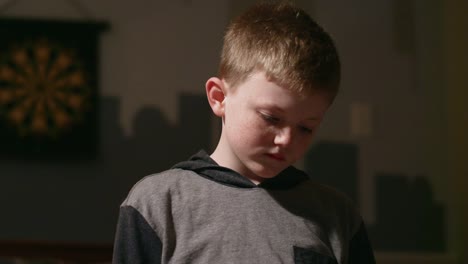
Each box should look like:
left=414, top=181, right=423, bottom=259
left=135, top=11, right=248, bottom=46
left=113, top=2, right=375, bottom=263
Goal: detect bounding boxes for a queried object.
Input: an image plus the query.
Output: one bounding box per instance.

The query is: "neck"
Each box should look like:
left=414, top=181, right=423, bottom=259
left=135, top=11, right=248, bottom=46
left=210, top=133, right=263, bottom=185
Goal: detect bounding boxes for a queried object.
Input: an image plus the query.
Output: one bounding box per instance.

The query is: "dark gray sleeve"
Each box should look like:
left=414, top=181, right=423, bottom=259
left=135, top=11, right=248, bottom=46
left=112, top=206, right=162, bottom=264
left=348, top=221, right=376, bottom=264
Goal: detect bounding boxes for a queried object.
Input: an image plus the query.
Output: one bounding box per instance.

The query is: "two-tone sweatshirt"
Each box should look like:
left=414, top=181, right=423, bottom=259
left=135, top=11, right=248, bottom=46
left=113, top=150, right=376, bottom=264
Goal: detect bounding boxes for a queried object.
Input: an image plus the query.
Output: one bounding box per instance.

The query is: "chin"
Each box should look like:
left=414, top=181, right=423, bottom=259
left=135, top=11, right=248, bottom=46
left=245, top=159, right=286, bottom=180
left=255, top=167, right=283, bottom=179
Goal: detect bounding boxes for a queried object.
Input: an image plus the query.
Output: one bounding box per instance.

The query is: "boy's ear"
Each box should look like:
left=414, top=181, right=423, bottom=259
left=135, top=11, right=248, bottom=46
left=205, top=77, right=226, bottom=117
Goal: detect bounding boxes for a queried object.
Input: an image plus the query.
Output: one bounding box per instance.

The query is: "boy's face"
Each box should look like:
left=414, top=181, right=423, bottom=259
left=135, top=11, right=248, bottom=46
left=208, top=71, right=330, bottom=184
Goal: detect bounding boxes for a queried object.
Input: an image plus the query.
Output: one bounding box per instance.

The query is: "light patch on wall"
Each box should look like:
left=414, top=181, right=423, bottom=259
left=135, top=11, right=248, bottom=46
left=350, top=102, right=373, bottom=138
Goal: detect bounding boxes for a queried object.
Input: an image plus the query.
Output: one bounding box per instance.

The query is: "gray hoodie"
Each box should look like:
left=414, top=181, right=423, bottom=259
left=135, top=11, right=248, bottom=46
left=112, top=150, right=375, bottom=264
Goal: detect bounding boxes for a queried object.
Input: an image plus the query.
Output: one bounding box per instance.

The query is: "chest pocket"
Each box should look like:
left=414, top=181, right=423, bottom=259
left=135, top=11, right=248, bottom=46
left=293, top=246, right=338, bottom=264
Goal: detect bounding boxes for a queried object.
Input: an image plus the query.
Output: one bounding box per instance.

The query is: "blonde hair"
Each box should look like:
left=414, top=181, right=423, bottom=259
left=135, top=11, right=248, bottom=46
left=219, top=1, right=340, bottom=101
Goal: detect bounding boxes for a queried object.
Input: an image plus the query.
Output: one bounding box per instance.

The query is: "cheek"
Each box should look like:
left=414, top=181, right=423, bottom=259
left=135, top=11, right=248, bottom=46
left=229, top=114, right=270, bottom=146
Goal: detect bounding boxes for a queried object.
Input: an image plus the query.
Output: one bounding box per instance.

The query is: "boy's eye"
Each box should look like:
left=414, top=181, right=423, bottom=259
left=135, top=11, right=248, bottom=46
left=299, top=126, right=313, bottom=134
left=260, top=112, right=280, bottom=123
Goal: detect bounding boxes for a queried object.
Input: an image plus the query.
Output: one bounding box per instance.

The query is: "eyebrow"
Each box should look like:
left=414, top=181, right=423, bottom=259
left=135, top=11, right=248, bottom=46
left=257, top=104, right=321, bottom=121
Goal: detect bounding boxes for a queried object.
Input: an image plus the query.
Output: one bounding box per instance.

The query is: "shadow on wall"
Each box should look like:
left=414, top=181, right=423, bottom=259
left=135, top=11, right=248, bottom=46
left=369, top=173, right=445, bottom=251
left=305, top=141, right=446, bottom=252
left=102, top=95, right=213, bottom=191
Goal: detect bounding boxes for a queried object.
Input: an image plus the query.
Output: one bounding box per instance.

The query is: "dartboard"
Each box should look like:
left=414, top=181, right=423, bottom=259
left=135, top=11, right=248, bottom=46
left=0, top=39, right=90, bottom=139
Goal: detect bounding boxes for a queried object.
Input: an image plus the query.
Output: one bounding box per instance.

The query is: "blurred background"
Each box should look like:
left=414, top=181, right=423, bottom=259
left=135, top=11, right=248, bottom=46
left=0, top=0, right=466, bottom=263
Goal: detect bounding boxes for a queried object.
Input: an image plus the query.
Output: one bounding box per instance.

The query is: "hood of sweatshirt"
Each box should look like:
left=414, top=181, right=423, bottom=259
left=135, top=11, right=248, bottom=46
left=172, top=150, right=308, bottom=190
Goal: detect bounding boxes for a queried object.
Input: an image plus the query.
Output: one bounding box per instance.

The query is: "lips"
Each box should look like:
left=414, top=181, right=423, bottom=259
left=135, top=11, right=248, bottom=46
left=266, top=153, right=286, bottom=161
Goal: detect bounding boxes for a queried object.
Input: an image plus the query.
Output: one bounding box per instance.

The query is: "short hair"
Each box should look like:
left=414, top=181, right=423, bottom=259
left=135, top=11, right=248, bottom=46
left=219, top=1, right=341, bottom=101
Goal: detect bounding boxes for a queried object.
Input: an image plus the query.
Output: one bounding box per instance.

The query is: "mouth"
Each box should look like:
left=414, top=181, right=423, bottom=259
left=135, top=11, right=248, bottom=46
left=266, top=153, right=286, bottom=161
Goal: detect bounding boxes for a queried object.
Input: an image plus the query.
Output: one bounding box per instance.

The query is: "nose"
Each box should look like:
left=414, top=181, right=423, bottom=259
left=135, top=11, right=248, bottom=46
left=273, top=127, right=293, bottom=147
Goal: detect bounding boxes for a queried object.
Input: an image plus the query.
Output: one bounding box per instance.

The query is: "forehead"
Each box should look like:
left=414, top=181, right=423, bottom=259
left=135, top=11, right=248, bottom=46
left=231, top=72, right=330, bottom=118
